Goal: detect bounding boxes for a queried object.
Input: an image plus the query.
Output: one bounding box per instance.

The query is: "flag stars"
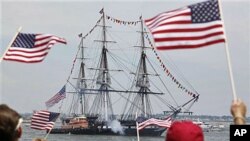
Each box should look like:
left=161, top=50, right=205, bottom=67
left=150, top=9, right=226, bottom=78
left=189, top=0, right=221, bottom=23
left=145, top=0, right=225, bottom=49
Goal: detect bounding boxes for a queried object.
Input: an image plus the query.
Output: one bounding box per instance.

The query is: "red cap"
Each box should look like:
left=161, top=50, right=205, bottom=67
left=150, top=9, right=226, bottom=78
left=166, top=120, right=204, bottom=141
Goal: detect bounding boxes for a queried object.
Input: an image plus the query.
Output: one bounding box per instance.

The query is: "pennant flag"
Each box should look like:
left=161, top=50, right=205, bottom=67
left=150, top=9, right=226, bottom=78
left=3, top=33, right=67, bottom=63
left=45, top=85, right=66, bottom=108
left=144, top=0, right=225, bottom=50
left=31, top=110, right=60, bottom=130
left=99, top=8, right=104, bottom=14
left=137, top=117, right=172, bottom=130
left=78, top=33, right=83, bottom=38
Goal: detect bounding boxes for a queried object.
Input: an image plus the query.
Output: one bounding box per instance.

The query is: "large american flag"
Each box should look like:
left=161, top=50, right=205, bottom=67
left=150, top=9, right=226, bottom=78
left=137, top=117, right=172, bottom=130
left=31, top=110, right=60, bottom=130
left=45, top=85, right=66, bottom=108
left=144, top=0, right=225, bottom=50
left=3, top=33, right=67, bottom=63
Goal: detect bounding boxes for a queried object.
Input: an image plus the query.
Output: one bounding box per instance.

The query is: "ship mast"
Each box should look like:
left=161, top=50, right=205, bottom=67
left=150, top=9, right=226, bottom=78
left=77, top=37, right=88, bottom=115
left=86, top=11, right=173, bottom=124
left=101, top=9, right=109, bottom=122
left=136, top=16, right=151, bottom=117
left=92, top=9, right=115, bottom=123
left=120, top=16, right=164, bottom=121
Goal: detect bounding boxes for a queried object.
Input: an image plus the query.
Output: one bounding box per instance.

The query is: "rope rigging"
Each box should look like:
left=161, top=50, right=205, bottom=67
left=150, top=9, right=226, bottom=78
left=54, top=10, right=200, bottom=121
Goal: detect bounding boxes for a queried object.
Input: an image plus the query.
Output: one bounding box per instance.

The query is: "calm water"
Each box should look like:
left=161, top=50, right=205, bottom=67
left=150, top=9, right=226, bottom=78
left=21, top=126, right=229, bottom=141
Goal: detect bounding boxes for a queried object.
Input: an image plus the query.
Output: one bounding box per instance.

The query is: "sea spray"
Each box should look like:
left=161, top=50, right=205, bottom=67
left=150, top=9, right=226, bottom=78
left=109, top=120, right=124, bottom=135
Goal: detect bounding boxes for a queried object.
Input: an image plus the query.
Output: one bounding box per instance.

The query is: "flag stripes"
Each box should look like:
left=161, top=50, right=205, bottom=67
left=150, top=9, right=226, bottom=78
left=144, top=0, right=225, bottom=50
left=138, top=118, right=172, bottom=130
left=31, top=110, right=60, bottom=130
left=3, top=33, right=66, bottom=63
left=45, top=85, right=66, bottom=108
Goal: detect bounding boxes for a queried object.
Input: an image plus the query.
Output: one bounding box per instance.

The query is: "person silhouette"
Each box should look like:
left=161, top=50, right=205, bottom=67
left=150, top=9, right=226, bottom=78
left=165, top=120, right=204, bottom=141
left=0, top=104, right=23, bottom=141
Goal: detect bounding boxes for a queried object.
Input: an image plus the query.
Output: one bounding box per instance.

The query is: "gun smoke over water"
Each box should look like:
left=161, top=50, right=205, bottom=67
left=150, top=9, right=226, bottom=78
left=109, top=120, right=125, bottom=135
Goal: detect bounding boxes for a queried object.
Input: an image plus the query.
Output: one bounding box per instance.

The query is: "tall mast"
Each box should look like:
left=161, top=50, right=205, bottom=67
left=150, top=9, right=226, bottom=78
left=138, top=16, right=149, bottom=117
left=120, top=16, right=164, bottom=121
left=93, top=9, right=115, bottom=122
left=102, top=10, right=109, bottom=122
left=77, top=37, right=88, bottom=115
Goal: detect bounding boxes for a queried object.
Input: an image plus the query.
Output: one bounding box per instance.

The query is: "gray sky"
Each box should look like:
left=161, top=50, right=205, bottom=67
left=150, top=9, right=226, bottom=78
left=0, top=0, right=249, bottom=116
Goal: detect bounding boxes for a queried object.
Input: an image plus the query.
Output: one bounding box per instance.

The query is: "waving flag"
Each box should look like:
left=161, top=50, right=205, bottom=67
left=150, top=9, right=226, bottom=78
left=137, top=117, right=172, bottom=130
left=31, top=110, right=60, bottom=130
left=45, top=85, right=66, bottom=108
left=3, top=33, right=67, bottom=63
left=144, top=0, right=225, bottom=50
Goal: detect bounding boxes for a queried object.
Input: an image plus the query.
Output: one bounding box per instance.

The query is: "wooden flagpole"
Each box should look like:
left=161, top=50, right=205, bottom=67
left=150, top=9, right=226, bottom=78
left=44, top=129, right=53, bottom=140
left=43, top=113, right=60, bottom=140
left=136, top=112, right=140, bottom=141
left=218, top=0, right=238, bottom=100
left=0, top=26, right=22, bottom=63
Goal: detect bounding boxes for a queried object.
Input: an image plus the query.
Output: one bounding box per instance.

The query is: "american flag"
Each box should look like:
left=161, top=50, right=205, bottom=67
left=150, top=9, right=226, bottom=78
left=45, top=85, right=66, bottom=108
left=3, top=33, right=67, bottom=63
left=144, top=0, right=225, bottom=50
left=31, top=110, right=60, bottom=130
left=137, top=117, right=172, bottom=130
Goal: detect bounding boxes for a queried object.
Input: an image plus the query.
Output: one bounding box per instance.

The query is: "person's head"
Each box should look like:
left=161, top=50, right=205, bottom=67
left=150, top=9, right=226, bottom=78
left=0, top=104, right=22, bottom=141
left=166, top=120, right=204, bottom=141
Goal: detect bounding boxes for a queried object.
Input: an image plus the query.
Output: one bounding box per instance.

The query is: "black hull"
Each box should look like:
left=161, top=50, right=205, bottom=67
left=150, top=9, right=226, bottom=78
left=124, top=128, right=165, bottom=136
left=50, top=127, right=165, bottom=136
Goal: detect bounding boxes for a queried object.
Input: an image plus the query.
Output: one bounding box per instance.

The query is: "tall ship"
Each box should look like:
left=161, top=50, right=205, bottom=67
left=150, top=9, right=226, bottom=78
left=49, top=9, right=199, bottom=136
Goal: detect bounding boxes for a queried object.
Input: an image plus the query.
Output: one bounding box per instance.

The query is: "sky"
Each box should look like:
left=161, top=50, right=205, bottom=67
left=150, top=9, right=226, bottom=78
left=0, top=0, right=249, bottom=116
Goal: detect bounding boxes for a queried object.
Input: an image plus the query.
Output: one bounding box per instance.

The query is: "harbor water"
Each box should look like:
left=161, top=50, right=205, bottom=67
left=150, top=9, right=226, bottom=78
left=21, top=125, right=230, bottom=141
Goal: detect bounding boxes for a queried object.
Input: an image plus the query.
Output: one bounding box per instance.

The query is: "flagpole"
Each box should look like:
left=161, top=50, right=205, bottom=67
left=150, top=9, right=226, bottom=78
left=44, top=129, right=52, bottom=140
left=43, top=113, right=60, bottom=140
left=136, top=112, right=140, bottom=141
left=0, top=26, right=22, bottom=63
left=218, top=0, right=237, bottom=100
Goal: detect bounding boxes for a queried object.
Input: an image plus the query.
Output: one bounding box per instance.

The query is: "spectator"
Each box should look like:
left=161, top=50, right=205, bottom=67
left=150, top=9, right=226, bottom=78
left=166, top=120, right=204, bottom=141
left=0, top=104, right=22, bottom=141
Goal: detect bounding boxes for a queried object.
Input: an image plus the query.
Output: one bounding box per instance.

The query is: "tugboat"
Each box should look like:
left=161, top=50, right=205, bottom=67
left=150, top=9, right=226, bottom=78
left=62, top=115, right=89, bottom=129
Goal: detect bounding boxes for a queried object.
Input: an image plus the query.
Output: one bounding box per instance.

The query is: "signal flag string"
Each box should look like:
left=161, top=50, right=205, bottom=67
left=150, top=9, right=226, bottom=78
left=144, top=31, right=199, bottom=98
left=67, top=16, right=103, bottom=82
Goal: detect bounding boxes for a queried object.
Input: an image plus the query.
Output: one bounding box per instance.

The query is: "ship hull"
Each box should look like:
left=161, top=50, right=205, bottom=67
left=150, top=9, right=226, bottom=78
left=50, top=127, right=165, bottom=136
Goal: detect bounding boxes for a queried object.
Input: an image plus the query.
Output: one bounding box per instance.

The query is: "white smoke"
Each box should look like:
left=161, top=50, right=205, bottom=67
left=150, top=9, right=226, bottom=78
left=109, top=120, right=124, bottom=135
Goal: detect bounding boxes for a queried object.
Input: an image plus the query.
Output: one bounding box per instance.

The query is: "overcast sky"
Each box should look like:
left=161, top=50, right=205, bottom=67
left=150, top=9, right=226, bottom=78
left=0, top=0, right=249, bottom=116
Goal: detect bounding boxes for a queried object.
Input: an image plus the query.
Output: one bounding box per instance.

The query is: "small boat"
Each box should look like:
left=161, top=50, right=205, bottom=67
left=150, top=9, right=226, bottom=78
left=193, top=119, right=212, bottom=132
left=23, top=119, right=31, bottom=127
left=211, top=124, right=225, bottom=131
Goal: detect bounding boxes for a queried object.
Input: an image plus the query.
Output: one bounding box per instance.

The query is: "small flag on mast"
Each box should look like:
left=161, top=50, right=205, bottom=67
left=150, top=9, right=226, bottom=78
left=45, top=85, right=66, bottom=108
left=3, top=32, right=67, bottom=63
left=144, top=0, right=225, bottom=50
left=31, top=110, right=60, bottom=130
left=99, top=8, right=104, bottom=14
